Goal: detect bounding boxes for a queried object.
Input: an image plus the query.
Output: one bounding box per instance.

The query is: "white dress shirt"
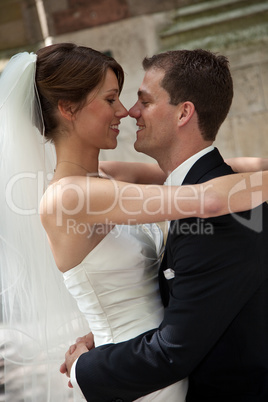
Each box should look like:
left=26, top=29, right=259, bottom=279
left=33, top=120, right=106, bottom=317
left=164, top=146, right=214, bottom=186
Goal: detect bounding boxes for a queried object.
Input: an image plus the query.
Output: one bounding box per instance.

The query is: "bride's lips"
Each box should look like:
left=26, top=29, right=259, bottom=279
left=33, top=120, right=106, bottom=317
left=110, top=124, right=120, bottom=134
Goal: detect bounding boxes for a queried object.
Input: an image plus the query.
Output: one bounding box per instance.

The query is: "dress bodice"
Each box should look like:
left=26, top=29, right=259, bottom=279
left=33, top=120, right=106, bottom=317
left=63, top=223, right=188, bottom=401
left=63, top=224, right=164, bottom=347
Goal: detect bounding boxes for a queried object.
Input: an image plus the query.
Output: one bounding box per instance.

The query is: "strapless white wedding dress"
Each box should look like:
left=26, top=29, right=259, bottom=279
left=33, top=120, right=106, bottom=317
left=63, top=224, right=188, bottom=401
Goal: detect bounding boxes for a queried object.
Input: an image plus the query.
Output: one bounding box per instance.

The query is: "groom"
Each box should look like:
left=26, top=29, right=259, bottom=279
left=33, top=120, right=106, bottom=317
left=62, top=49, right=268, bottom=401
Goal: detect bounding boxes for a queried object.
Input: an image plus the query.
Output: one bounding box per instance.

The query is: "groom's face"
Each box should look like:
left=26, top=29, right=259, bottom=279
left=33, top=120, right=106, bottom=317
left=129, top=68, right=178, bottom=161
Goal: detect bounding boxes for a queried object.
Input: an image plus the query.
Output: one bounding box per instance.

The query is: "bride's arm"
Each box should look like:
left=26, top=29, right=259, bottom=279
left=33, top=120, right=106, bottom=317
left=41, top=171, right=268, bottom=227
left=226, top=157, right=268, bottom=172
left=99, top=161, right=166, bottom=184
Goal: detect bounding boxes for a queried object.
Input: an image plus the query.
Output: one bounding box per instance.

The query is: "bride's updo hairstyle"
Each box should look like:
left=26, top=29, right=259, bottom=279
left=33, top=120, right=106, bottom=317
left=35, top=43, right=124, bottom=142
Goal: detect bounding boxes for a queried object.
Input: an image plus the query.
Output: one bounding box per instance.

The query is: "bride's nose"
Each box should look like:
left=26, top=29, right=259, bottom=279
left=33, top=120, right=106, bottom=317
left=116, top=102, right=128, bottom=118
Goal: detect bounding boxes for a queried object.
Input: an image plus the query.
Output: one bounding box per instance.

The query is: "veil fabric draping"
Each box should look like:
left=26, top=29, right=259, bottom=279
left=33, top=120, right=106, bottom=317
left=0, top=52, right=88, bottom=401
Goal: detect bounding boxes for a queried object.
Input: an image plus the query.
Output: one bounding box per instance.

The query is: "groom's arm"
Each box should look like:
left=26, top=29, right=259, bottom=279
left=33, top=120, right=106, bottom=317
left=65, top=215, right=261, bottom=402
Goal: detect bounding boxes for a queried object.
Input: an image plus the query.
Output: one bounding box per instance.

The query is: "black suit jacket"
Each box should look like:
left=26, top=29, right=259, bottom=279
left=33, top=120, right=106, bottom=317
left=76, top=149, right=268, bottom=402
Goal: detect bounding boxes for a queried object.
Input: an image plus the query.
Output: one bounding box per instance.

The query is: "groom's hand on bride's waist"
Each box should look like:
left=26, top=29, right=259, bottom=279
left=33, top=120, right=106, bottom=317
left=60, top=332, right=95, bottom=386
left=75, top=332, right=95, bottom=350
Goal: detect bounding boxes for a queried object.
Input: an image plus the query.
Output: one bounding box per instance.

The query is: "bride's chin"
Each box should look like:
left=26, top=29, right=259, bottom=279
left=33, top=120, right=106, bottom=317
left=107, top=140, right=118, bottom=150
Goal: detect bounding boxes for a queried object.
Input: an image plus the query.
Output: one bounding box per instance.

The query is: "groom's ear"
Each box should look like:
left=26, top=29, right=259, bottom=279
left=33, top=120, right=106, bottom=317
left=58, top=100, right=76, bottom=121
left=177, top=101, right=195, bottom=127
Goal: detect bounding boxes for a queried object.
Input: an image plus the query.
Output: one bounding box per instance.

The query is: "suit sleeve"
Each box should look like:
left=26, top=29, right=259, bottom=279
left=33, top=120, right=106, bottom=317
left=75, top=209, right=265, bottom=402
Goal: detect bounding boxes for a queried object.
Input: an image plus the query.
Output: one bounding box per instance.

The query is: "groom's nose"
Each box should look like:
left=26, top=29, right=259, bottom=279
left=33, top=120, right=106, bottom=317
left=128, top=102, right=140, bottom=119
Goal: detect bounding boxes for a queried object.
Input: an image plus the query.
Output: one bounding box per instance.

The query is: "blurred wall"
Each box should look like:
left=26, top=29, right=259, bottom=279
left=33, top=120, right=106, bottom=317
left=0, top=0, right=267, bottom=162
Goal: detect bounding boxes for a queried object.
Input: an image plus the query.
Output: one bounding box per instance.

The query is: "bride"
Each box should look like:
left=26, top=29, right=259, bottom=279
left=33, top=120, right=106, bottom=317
left=0, top=43, right=267, bottom=401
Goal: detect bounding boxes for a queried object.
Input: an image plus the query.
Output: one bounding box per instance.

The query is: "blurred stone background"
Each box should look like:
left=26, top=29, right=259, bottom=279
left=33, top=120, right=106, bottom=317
left=0, top=0, right=267, bottom=162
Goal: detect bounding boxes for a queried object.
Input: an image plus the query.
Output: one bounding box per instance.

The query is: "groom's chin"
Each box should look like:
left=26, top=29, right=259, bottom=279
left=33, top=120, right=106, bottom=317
left=134, top=143, right=154, bottom=161
left=134, top=140, right=145, bottom=154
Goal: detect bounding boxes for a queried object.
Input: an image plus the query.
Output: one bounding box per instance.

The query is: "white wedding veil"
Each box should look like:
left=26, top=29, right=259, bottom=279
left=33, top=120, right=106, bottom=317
left=0, top=52, right=88, bottom=401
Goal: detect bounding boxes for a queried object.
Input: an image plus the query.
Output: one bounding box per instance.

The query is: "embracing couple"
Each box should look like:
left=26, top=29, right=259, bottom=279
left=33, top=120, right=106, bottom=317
left=1, top=43, right=268, bottom=402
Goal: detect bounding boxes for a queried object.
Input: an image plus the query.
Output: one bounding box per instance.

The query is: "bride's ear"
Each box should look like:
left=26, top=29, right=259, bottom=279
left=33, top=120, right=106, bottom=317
left=58, top=100, right=76, bottom=121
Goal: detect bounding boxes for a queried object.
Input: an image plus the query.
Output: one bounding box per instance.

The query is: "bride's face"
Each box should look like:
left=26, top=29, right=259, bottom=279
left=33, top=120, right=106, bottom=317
left=73, top=68, right=128, bottom=150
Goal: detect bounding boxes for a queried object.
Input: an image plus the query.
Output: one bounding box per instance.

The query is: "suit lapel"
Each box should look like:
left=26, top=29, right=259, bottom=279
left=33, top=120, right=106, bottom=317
left=159, top=148, right=231, bottom=303
left=182, top=148, right=224, bottom=185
